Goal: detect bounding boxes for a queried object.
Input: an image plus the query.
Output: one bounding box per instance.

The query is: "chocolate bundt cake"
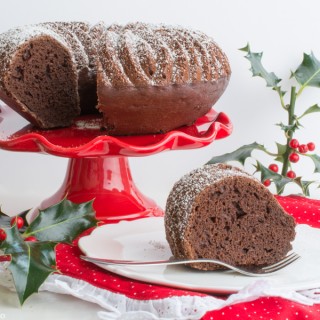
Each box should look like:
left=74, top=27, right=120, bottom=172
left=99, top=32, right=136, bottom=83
left=96, top=22, right=230, bottom=135
left=0, top=22, right=230, bottom=134
left=165, top=164, right=296, bottom=271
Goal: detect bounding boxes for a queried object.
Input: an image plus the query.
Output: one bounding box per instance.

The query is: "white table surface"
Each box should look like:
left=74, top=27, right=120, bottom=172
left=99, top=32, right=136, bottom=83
left=0, top=286, right=103, bottom=320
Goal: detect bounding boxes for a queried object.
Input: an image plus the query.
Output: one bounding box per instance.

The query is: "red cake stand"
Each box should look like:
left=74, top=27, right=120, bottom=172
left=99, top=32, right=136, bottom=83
left=0, top=104, right=232, bottom=221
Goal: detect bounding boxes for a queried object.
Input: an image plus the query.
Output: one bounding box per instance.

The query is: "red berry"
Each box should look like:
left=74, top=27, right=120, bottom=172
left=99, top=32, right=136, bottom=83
left=263, top=179, right=271, bottom=187
left=298, top=144, right=308, bottom=154
left=24, top=236, right=37, bottom=242
left=289, top=139, right=299, bottom=149
left=10, top=216, right=24, bottom=229
left=289, top=152, right=299, bottom=163
left=0, top=229, right=6, bottom=241
left=286, top=170, right=296, bottom=179
left=307, top=142, right=315, bottom=152
left=268, top=164, right=279, bottom=172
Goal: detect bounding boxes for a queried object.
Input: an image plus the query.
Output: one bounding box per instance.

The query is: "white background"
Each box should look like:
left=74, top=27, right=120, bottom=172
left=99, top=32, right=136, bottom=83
left=1, top=0, right=320, bottom=212
left=1, top=0, right=320, bottom=317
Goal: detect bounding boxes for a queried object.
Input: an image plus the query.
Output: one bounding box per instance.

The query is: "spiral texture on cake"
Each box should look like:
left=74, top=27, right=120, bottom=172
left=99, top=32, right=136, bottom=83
left=97, top=22, right=230, bottom=87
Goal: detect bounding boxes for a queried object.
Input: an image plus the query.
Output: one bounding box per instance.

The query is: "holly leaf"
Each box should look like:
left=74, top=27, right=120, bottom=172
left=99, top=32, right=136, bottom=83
left=24, top=198, right=98, bottom=243
left=293, top=178, right=315, bottom=197
left=0, top=198, right=98, bottom=305
left=275, top=120, right=302, bottom=133
left=292, top=52, right=320, bottom=88
left=274, top=142, right=287, bottom=163
left=206, top=142, right=265, bottom=166
left=307, top=154, right=320, bottom=173
left=255, top=161, right=292, bottom=194
left=276, top=142, right=287, bottom=155
left=240, top=43, right=281, bottom=88
left=0, top=225, right=57, bottom=305
left=298, top=104, right=320, bottom=119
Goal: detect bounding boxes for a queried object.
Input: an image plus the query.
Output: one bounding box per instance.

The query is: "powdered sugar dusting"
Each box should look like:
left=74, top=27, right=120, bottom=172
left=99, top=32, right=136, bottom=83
left=100, top=22, right=230, bottom=87
left=74, top=118, right=103, bottom=130
left=148, top=240, right=167, bottom=250
left=0, top=21, right=230, bottom=90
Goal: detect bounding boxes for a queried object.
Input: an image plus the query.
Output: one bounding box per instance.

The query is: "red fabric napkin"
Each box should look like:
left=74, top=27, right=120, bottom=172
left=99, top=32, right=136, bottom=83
left=55, top=195, right=320, bottom=320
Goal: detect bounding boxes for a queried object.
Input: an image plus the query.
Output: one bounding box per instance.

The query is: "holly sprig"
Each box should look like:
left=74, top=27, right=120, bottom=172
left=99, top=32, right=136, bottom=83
left=207, top=44, right=320, bottom=196
left=0, top=199, right=98, bottom=305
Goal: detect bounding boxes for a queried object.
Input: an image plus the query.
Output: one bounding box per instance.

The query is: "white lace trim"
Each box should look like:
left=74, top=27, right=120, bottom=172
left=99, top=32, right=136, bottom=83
left=40, top=274, right=320, bottom=320
left=40, top=274, right=221, bottom=320
left=1, top=263, right=320, bottom=320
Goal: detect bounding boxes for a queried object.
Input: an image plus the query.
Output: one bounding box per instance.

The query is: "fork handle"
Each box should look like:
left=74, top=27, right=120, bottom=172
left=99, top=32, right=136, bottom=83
left=80, top=255, right=228, bottom=267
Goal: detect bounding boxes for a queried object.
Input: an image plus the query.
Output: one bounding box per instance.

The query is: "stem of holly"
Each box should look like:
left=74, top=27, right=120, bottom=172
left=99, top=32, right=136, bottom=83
left=281, top=86, right=297, bottom=176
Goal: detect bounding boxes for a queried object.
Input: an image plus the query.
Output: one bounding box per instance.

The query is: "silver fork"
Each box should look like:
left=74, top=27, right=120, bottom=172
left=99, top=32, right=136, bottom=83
left=80, top=252, right=300, bottom=277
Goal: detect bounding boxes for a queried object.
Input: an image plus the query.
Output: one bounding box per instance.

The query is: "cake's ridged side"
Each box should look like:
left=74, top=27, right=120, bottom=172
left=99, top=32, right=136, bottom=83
left=39, top=22, right=89, bottom=72
left=99, top=22, right=231, bottom=88
left=98, top=30, right=132, bottom=87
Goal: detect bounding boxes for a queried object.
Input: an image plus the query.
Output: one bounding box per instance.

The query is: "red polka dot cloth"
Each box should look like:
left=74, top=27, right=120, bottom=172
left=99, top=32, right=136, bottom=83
left=2, top=195, right=320, bottom=319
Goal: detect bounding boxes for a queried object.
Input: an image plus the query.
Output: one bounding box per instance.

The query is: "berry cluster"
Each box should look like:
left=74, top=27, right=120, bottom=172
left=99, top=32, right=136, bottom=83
left=0, top=216, right=37, bottom=242
left=263, top=139, right=316, bottom=187
left=288, top=139, right=315, bottom=170
left=289, top=139, right=315, bottom=163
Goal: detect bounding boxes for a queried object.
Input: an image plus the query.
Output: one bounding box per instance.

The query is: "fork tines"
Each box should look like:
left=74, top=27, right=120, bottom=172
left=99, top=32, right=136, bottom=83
left=262, top=252, right=301, bottom=273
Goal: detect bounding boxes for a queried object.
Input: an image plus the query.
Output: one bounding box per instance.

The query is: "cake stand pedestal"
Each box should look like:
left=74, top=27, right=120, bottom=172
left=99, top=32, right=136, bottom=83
left=0, top=105, right=232, bottom=221
left=39, top=156, right=162, bottom=221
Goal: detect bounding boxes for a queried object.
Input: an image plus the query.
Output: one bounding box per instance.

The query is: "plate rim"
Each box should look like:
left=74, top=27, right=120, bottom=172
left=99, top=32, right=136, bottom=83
left=78, top=217, right=320, bottom=294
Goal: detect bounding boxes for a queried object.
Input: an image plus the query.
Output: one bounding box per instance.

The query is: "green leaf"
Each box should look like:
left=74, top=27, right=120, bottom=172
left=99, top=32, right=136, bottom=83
left=273, top=86, right=287, bottom=99
left=292, top=52, right=320, bottom=88
left=298, top=104, right=320, bottom=119
left=276, top=142, right=287, bottom=155
left=239, top=43, right=250, bottom=53
left=240, top=43, right=281, bottom=87
left=307, top=154, right=320, bottom=173
left=206, top=142, right=265, bottom=166
left=275, top=121, right=301, bottom=133
left=24, top=199, right=98, bottom=243
left=274, top=142, right=287, bottom=163
left=255, top=161, right=292, bottom=194
left=0, top=225, right=57, bottom=305
left=274, top=155, right=285, bottom=163
left=293, top=177, right=315, bottom=197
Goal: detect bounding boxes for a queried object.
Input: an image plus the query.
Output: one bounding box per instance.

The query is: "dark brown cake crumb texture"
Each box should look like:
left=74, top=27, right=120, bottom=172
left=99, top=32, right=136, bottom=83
left=6, top=38, right=79, bottom=128
left=165, top=164, right=296, bottom=271
left=188, top=178, right=295, bottom=270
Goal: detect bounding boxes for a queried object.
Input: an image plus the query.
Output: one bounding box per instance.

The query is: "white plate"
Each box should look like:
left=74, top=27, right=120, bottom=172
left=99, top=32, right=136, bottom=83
left=78, top=217, right=320, bottom=294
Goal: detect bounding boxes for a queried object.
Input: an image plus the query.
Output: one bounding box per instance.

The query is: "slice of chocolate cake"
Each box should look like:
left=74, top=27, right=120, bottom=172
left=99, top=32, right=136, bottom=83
left=165, top=163, right=296, bottom=271
left=0, top=25, right=81, bottom=128
left=0, top=22, right=102, bottom=128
